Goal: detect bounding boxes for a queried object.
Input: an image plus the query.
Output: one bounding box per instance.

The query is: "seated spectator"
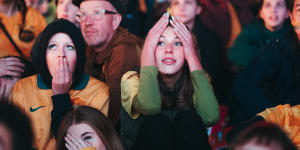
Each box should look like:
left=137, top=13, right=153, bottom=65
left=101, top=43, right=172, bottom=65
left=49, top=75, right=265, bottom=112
left=120, top=13, right=219, bottom=150
left=0, top=100, right=34, bottom=150
left=228, top=0, right=290, bottom=71
left=56, top=0, right=79, bottom=26
left=10, top=19, right=109, bottom=150
left=0, top=0, right=46, bottom=100
left=56, top=106, right=123, bottom=150
left=228, top=122, right=297, bottom=150
left=232, top=0, right=300, bottom=120
left=72, top=0, right=143, bottom=125
left=169, top=0, right=222, bottom=93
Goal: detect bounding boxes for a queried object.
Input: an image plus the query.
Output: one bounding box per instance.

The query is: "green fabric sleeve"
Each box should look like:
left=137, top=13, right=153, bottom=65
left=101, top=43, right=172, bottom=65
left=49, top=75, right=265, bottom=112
left=133, top=66, right=162, bottom=115
left=191, top=70, right=220, bottom=126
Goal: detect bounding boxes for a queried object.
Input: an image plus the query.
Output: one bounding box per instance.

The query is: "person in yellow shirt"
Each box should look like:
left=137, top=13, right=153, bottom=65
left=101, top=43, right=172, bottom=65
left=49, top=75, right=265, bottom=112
left=0, top=0, right=46, bottom=100
left=10, top=19, right=109, bottom=150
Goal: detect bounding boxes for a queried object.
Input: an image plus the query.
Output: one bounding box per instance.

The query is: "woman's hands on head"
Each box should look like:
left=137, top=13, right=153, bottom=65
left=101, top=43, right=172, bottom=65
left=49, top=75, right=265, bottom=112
left=169, top=16, right=203, bottom=72
left=52, top=57, right=72, bottom=95
left=141, top=12, right=170, bottom=67
left=142, top=13, right=202, bottom=72
left=65, top=134, right=94, bottom=150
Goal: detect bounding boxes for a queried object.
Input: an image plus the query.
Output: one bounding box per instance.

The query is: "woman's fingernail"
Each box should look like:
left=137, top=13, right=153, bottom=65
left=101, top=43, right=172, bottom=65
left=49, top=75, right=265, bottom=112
left=170, top=19, right=174, bottom=24
left=171, top=16, right=174, bottom=21
left=176, top=16, right=180, bottom=20
left=166, top=12, right=170, bottom=17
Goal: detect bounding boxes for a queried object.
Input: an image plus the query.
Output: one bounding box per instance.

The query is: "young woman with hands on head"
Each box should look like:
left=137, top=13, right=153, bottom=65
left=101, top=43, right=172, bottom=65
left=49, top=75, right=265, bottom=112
left=120, top=12, right=219, bottom=150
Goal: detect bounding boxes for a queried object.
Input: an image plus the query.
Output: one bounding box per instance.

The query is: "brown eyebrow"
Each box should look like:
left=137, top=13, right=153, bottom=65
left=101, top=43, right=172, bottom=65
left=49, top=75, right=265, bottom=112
left=81, top=132, right=93, bottom=137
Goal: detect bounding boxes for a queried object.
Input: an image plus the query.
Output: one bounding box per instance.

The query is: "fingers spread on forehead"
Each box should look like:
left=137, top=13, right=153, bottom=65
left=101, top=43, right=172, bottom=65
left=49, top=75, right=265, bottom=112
left=170, top=19, right=188, bottom=42
left=65, top=136, right=77, bottom=150
left=70, top=134, right=87, bottom=148
left=171, top=16, right=190, bottom=35
left=151, top=13, right=169, bottom=33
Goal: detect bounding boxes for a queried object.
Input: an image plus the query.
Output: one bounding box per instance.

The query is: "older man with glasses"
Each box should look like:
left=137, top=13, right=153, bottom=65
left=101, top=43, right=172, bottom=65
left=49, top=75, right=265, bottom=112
left=72, top=0, right=143, bottom=127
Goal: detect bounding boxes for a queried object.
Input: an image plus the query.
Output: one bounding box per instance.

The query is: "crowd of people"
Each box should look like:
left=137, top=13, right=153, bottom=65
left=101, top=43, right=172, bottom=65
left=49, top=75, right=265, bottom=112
left=1, top=0, right=300, bottom=149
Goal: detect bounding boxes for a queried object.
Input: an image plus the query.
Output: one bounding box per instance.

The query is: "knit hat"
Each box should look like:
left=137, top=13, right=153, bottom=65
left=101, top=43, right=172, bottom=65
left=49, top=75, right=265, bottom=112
left=72, top=0, right=125, bottom=16
left=31, top=19, right=86, bottom=89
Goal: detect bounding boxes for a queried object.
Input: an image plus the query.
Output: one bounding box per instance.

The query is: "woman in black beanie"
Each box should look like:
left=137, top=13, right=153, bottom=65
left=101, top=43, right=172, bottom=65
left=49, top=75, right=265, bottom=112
left=10, top=18, right=110, bottom=150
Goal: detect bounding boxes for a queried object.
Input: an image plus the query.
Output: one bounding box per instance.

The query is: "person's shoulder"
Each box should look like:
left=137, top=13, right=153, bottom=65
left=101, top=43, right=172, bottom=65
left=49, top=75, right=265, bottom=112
left=15, top=75, right=37, bottom=87
left=111, top=27, right=144, bottom=48
left=11, top=75, right=38, bottom=97
left=87, top=76, right=108, bottom=89
left=240, top=20, right=265, bottom=33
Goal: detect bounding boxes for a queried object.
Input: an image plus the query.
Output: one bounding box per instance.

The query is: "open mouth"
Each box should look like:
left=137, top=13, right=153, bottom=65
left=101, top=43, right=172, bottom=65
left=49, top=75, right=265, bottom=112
left=162, top=58, right=176, bottom=65
left=269, top=16, right=278, bottom=22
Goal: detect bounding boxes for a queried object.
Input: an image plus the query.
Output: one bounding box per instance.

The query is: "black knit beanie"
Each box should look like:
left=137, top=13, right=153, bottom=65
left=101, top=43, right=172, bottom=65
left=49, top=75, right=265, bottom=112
left=31, top=18, right=86, bottom=89
left=72, top=0, right=125, bottom=16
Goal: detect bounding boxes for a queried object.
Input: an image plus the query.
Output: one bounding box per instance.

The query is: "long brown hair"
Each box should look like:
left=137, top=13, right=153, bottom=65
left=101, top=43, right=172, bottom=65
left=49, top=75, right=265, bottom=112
left=56, top=106, right=124, bottom=150
left=158, top=25, right=201, bottom=110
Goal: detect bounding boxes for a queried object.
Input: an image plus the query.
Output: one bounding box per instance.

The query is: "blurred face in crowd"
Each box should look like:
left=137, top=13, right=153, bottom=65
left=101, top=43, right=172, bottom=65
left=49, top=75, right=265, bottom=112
left=46, top=33, right=77, bottom=76
left=235, top=139, right=282, bottom=150
left=170, top=0, right=201, bottom=29
left=155, top=27, right=185, bottom=75
left=57, top=0, right=79, bottom=26
left=290, top=0, right=300, bottom=34
left=67, top=123, right=107, bottom=150
left=259, top=0, right=289, bottom=31
left=78, top=0, right=121, bottom=51
left=0, top=123, right=12, bottom=150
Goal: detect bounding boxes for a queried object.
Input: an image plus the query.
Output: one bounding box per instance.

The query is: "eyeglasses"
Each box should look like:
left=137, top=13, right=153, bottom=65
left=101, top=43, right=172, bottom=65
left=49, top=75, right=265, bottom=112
left=76, top=8, right=117, bottom=22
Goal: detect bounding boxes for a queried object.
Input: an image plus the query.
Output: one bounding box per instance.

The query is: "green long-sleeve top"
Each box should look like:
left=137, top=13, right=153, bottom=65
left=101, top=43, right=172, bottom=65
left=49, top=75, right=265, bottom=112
left=121, top=66, right=220, bottom=126
left=228, top=20, right=290, bottom=68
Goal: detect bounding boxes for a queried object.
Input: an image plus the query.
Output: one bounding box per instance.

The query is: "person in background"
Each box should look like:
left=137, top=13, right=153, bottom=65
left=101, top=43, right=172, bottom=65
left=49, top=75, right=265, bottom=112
left=228, top=0, right=290, bottom=71
left=0, top=0, right=46, bottom=100
left=0, top=100, right=34, bottom=150
left=232, top=0, right=300, bottom=121
left=228, top=122, right=297, bottom=150
left=56, top=0, right=79, bottom=26
left=56, top=106, right=123, bottom=150
left=72, top=0, right=143, bottom=126
left=10, top=19, right=109, bottom=150
left=120, top=13, right=219, bottom=150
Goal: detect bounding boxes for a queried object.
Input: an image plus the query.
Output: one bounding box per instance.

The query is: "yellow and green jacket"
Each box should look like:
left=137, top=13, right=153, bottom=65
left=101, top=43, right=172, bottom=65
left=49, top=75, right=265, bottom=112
left=10, top=74, right=109, bottom=150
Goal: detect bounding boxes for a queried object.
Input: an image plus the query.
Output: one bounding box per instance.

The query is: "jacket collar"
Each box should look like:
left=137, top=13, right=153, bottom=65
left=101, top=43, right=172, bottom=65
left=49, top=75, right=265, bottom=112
left=37, top=73, right=90, bottom=90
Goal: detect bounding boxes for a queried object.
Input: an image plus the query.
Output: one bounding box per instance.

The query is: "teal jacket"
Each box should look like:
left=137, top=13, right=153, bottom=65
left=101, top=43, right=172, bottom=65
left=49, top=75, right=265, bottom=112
left=228, top=19, right=290, bottom=69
